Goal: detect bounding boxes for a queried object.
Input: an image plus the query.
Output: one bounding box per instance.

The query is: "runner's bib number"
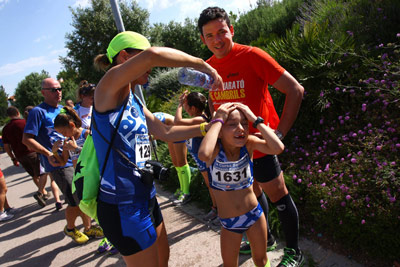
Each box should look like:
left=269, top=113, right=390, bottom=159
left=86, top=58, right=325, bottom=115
left=210, top=153, right=252, bottom=191
left=135, top=134, right=151, bottom=168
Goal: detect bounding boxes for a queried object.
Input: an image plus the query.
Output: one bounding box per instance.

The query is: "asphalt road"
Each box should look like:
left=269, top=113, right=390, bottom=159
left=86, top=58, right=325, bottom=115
left=0, top=152, right=364, bottom=266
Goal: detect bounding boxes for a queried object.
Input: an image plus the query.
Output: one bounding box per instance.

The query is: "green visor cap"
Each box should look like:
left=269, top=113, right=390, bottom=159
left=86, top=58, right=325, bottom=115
left=106, top=31, right=151, bottom=63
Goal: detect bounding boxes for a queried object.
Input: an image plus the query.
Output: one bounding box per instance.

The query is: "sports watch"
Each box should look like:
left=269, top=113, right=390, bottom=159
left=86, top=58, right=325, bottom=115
left=252, top=116, right=264, bottom=128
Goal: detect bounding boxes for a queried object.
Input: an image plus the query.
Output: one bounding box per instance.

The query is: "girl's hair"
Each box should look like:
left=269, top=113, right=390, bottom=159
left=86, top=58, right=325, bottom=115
left=76, top=80, right=95, bottom=102
left=186, top=92, right=211, bottom=120
left=54, top=106, right=82, bottom=129
left=93, top=48, right=142, bottom=72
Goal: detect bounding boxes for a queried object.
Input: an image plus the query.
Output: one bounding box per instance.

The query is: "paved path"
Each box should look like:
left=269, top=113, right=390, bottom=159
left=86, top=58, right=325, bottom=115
left=0, top=152, right=364, bottom=266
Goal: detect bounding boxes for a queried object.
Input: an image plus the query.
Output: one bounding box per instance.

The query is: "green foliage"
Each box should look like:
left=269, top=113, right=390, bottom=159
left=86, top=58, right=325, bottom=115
left=0, top=85, right=8, bottom=125
left=61, top=0, right=150, bottom=84
left=234, top=0, right=304, bottom=45
left=149, top=18, right=211, bottom=60
left=280, top=40, right=400, bottom=263
left=60, top=78, right=79, bottom=104
left=147, top=68, right=181, bottom=101
left=14, top=71, right=49, bottom=112
left=298, top=0, right=400, bottom=50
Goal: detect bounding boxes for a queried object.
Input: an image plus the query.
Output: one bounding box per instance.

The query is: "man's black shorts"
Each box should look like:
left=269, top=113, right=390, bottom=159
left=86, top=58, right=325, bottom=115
left=253, top=154, right=282, bottom=183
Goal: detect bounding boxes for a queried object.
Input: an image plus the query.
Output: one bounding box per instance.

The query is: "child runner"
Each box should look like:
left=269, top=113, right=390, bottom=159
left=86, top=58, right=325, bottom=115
left=198, top=102, right=284, bottom=267
left=52, top=106, right=116, bottom=254
left=174, top=90, right=217, bottom=220
left=153, top=112, right=192, bottom=205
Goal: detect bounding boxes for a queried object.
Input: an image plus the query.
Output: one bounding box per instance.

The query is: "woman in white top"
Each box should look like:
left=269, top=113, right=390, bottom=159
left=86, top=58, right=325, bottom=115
left=74, top=81, right=95, bottom=129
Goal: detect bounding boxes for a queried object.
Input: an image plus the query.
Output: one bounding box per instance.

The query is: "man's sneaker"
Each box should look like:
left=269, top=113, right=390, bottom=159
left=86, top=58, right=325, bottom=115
left=239, top=241, right=251, bottom=255
left=84, top=225, right=104, bottom=239
left=173, top=193, right=191, bottom=206
left=97, top=237, right=111, bottom=253
left=173, top=188, right=182, bottom=198
left=64, top=226, right=89, bottom=244
left=33, top=192, right=46, bottom=207
left=0, top=211, right=14, bottom=222
left=267, top=234, right=277, bottom=251
left=43, top=191, right=52, bottom=200
left=55, top=202, right=63, bottom=211
left=239, top=235, right=278, bottom=255
left=203, top=207, right=218, bottom=221
left=277, top=247, right=305, bottom=267
left=5, top=207, right=22, bottom=215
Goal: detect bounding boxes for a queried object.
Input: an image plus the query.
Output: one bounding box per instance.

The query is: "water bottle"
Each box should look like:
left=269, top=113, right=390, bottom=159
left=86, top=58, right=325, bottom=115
left=177, top=68, right=214, bottom=89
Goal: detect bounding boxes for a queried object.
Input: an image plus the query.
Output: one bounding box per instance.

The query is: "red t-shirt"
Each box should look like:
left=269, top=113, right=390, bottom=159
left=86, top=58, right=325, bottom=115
left=2, top=118, right=34, bottom=158
left=207, top=43, right=285, bottom=158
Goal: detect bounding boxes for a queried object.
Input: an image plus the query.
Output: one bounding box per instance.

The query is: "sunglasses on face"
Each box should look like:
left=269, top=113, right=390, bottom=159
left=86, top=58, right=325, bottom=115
left=43, top=87, right=62, bottom=92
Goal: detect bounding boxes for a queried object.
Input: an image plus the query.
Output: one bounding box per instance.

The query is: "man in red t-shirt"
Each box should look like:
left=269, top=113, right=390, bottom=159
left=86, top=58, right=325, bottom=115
left=198, top=7, right=305, bottom=267
left=3, top=106, right=40, bottom=188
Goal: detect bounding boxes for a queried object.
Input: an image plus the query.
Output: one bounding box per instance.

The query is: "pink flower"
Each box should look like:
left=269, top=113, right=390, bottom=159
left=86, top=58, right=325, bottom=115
left=351, top=158, right=357, bottom=163
left=346, top=195, right=351, bottom=200
left=361, top=219, right=366, bottom=224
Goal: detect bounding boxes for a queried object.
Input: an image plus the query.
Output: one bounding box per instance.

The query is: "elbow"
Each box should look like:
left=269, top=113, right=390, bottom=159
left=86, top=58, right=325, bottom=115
left=275, top=143, right=285, bottom=155
left=198, top=151, right=210, bottom=163
left=296, top=84, right=305, bottom=99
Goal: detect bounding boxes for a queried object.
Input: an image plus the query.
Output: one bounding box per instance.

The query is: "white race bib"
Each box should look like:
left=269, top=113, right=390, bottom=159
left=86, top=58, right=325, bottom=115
left=135, top=134, right=151, bottom=168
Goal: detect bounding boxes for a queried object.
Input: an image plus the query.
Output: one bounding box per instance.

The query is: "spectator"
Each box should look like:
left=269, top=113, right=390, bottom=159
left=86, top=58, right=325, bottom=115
left=3, top=106, right=40, bottom=189
left=23, top=77, right=94, bottom=244
left=65, top=99, right=75, bottom=108
left=0, top=168, right=21, bottom=222
left=74, top=81, right=95, bottom=129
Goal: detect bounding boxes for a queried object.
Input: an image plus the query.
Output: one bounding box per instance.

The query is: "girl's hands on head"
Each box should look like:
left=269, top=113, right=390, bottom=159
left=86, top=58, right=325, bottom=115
left=234, top=103, right=257, bottom=123
left=214, top=103, right=236, bottom=123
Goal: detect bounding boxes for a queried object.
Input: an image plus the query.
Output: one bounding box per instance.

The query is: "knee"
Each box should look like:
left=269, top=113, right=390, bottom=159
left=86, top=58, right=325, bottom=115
left=253, top=256, right=267, bottom=267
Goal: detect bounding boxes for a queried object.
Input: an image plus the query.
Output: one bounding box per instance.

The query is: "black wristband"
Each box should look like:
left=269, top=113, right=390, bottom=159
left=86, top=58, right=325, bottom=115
left=253, top=116, right=265, bottom=129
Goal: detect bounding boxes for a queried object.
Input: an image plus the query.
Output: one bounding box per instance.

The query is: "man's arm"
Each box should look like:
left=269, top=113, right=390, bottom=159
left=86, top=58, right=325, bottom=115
left=3, top=144, right=18, bottom=166
left=272, top=71, right=304, bottom=137
left=23, top=133, right=60, bottom=167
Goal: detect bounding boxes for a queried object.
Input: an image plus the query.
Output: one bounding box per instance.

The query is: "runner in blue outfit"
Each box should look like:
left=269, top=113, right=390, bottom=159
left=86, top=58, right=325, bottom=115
left=174, top=90, right=218, bottom=220
left=198, top=102, right=284, bottom=267
left=92, top=31, right=223, bottom=266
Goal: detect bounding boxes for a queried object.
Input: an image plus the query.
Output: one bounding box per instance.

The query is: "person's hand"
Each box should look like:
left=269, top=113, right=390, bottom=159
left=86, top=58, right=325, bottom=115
left=235, top=102, right=257, bottom=123
left=47, top=153, right=61, bottom=167
left=63, top=136, right=77, bottom=151
left=52, top=140, right=63, bottom=154
left=198, top=62, right=224, bottom=91
left=214, top=103, right=236, bottom=123
left=179, top=90, right=189, bottom=105
left=12, top=158, right=19, bottom=167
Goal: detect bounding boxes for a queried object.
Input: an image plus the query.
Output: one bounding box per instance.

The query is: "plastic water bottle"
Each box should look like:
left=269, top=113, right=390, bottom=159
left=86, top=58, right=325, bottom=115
left=177, top=68, right=214, bottom=89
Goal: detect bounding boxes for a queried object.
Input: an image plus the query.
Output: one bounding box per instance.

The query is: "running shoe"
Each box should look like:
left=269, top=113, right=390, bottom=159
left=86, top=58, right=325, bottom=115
left=5, top=207, right=21, bottom=214
left=43, top=191, right=52, bottom=200
left=97, top=238, right=111, bottom=253
left=0, top=211, right=14, bottom=222
left=84, top=225, right=104, bottom=239
left=173, top=193, right=191, bottom=206
left=203, top=207, right=218, bottom=221
left=173, top=188, right=182, bottom=198
left=33, top=192, right=46, bottom=207
left=277, top=247, right=305, bottom=267
left=239, top=235, right=277, bottom=254
left=64, top=226, right=89, bottom=244
left=55, top=202, right=63, bottom=211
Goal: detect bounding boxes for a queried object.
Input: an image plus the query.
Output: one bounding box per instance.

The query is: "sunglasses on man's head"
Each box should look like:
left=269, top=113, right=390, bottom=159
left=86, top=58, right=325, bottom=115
left=43, top=87, right=62, bottom=92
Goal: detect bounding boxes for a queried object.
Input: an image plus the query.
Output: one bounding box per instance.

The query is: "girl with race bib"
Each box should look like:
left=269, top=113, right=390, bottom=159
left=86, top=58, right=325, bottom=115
left=174, top=90, right=217, bottom=220
left=198, top=102, right=284, bottom=267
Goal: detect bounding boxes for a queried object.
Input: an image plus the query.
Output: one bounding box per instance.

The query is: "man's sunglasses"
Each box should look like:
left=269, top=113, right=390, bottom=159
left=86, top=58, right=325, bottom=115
left=43, top=87, right=62, bottom=92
